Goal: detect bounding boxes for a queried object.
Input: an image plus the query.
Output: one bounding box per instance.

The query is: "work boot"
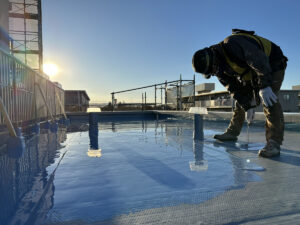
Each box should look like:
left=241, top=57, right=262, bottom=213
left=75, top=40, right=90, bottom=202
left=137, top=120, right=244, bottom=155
left=213, top=132, right=238, bottom=142
left=258, top=140, right=281, bottom=158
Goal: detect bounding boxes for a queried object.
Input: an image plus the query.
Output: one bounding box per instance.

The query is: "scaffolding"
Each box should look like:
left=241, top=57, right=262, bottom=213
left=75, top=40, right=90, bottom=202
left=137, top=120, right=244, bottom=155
left=110, top=75, right=195, bottom=111
left=8, top=0, right=43, bottom=72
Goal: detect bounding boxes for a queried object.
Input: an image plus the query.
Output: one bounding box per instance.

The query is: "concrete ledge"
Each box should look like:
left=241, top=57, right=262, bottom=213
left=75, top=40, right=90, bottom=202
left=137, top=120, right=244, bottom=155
left=154, top=110, right=300, bottom=123
left=66, top=110, right=300, bottom=123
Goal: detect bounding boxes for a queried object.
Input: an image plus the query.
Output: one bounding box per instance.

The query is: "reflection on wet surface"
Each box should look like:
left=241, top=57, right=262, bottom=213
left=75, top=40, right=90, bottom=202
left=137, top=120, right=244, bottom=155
left=0, top=119, right=265, bottom=224
left=0, top=129, right=67, bottom=225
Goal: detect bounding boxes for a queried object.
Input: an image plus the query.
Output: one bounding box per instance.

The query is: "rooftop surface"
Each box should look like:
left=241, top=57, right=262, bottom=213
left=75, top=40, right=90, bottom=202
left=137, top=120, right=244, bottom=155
left=1, top=114, right=300, bottom=225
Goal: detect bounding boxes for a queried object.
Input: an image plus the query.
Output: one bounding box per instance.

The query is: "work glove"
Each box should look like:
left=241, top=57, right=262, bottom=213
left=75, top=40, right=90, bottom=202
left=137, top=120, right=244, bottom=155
left=246, top=99, right=256, bottom=124
left=259, top=86, right=277, bottom=107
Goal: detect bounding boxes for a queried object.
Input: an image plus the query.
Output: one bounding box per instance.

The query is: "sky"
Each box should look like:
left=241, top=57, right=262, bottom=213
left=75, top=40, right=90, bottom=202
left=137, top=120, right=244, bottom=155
left=42, top=0, right=300, bottom=103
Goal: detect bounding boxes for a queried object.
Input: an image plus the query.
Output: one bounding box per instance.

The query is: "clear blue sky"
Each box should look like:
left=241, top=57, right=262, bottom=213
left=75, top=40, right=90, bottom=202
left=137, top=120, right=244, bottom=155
left=42, top=0, right=300, bottom=102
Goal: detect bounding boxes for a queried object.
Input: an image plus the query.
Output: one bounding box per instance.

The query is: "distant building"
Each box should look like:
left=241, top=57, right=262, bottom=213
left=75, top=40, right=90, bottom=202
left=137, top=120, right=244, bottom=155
left=183, top=83, right=300, bottom=112
left=292, top=85, right=300, bottom=111
left=65, top=90, right=90, bottom=112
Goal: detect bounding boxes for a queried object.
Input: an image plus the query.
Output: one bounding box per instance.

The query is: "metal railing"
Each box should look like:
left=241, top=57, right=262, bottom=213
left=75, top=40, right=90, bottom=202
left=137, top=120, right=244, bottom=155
left=0, top=48, right=64, bottom=127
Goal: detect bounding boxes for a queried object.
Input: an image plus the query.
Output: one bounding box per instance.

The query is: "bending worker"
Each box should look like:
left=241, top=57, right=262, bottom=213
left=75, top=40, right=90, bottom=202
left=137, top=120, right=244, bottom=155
left=192, top=29, right=288, bottom=158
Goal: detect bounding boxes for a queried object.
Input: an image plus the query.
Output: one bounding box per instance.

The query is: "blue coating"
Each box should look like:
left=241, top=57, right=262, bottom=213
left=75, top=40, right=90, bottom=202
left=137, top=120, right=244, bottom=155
left=64, top=118, right=70, bottom=126
left=15, top=126, right=23, bottom=137
left=58, top=118, right=64, bottom=124
left=45, top=120, right=50, bottom=129
left=50, top=121, right=58, bottom=133
left=7, top=136, right=25, bottom=159
left=33, top=122, right=40, bottom=134
left=0, top=119, right=264, bottom=225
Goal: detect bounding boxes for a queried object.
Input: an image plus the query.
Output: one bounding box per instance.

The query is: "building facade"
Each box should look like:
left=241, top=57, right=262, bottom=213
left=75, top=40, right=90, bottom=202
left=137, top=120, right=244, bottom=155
left=183, top=83, right=300, bottom=112
left=65, top=90, right=90, bottom=112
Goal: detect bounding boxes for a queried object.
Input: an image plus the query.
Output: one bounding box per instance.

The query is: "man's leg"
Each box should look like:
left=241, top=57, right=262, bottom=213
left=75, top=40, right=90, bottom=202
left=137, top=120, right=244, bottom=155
left=226, top=102, right=245, bottom=136
left=214, top=101, right=245, bottom=141
left=259, top=69, right=285, bottom=157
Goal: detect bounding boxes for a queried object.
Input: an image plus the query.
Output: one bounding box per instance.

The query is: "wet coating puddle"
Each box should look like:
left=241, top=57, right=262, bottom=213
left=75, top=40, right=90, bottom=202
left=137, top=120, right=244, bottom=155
left=0, top=120, right=265, bottom=224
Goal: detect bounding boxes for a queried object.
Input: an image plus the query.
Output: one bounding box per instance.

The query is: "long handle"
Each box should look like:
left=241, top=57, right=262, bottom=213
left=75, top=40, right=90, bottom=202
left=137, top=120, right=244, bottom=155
left=0, top=97, right=17, bottom=137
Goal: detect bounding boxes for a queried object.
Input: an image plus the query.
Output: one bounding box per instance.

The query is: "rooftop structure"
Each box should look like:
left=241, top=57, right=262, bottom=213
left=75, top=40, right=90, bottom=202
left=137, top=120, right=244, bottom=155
left=65, top=90, right=90, bottom=113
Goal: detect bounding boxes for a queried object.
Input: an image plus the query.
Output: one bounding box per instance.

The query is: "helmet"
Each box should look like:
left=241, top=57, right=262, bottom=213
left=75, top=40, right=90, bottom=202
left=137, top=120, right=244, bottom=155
left=192, top=47, right=214, bottom=79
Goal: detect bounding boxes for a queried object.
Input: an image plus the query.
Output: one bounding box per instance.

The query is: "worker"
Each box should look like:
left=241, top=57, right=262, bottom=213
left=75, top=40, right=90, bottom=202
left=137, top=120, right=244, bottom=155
left=192, top=29, right=288, bottom=157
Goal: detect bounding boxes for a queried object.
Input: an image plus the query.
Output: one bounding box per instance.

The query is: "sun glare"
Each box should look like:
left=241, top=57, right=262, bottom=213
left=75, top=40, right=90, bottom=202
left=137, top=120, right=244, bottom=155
left=43, top=63, right=58, bottom=77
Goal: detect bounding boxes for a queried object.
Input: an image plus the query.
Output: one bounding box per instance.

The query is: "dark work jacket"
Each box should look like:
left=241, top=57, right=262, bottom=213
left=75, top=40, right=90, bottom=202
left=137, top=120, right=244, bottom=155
left=212, top=34, right=287, bottom=110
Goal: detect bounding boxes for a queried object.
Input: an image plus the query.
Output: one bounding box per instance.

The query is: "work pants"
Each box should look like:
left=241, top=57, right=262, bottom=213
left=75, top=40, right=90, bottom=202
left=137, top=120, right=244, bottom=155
left=226, top=69, right=285, bottom=145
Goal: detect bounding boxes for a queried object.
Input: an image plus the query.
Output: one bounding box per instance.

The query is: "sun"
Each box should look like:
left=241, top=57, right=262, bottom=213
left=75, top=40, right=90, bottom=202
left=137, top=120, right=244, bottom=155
left=43, top=63, right=59, bottom=77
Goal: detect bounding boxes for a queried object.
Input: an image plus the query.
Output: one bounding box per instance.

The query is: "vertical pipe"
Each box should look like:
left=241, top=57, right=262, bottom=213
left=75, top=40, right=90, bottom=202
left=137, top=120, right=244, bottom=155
left=193, top=114, right=204, bottom=140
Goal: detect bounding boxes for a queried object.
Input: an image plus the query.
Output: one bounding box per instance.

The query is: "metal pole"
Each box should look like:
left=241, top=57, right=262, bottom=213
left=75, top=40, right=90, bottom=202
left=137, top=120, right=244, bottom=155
left=176, top=84, right=179, bottom=111
left=193, top=74, right=196, bottom=107
left=165, top=80, right=167, bottom=110
left=154, top=85, right=157, bottom=109
left=180, top=74, right=182, bottom=110
left=142, top=93, right=144, bottom=111
left=145, top=92, right=147, bottom=110
left=111, top=93, right=114, bottom=111
left=161, top=86, right=163, bottom=105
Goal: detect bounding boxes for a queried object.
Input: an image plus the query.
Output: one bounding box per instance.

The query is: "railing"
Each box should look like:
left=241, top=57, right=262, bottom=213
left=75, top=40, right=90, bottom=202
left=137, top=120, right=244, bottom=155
left=0, top=48, right=64, bottom=127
